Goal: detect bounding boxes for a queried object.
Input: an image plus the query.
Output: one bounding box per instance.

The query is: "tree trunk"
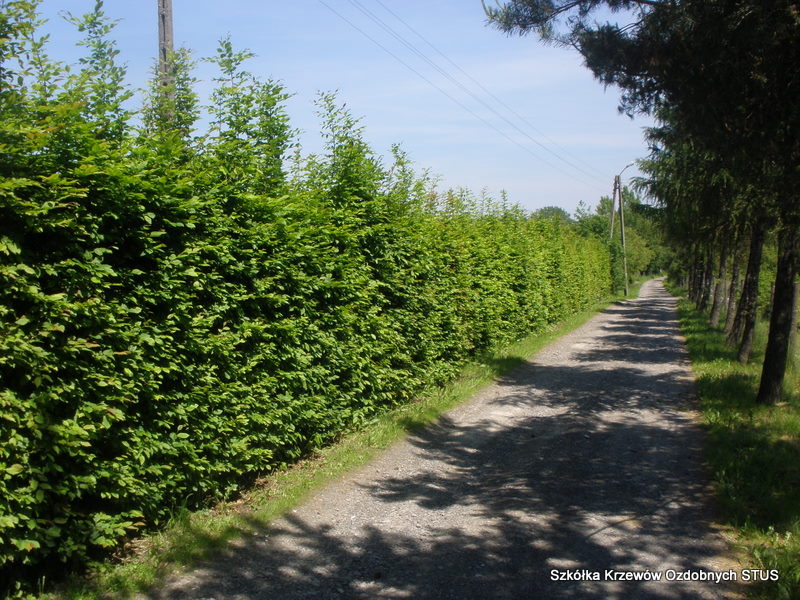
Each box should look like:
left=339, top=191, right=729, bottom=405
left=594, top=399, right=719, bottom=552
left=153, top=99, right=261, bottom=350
left=724, top=244, right=742, bottom=335
left=698, top=246, right=715, bottom=312
left=689, top=249, right=703, bottom=305
left=790, top=281, right=799, bottom=361
left=729, top=224, right=765, bottom=362
left=756, top=226, right=799, bottom=404
left=710, top=244, right=728, bottom=325
left=728, top=231, right=754, bottom=343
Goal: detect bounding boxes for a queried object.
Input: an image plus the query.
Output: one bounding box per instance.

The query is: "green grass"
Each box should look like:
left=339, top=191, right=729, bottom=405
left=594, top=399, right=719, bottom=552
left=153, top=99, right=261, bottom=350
left=672, top=290, right=800, bottom=599
left=37, top=288, right=638, bottom=600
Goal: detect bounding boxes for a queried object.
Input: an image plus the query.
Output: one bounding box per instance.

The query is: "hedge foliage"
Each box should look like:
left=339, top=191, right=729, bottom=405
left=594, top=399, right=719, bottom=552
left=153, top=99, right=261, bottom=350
left=0, top=2, right=611, bottom=593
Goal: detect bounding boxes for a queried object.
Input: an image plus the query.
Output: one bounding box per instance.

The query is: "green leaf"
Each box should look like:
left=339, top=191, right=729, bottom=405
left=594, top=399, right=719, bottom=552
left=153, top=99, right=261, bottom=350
left=12, top=539, right=41, bottom=552
left=0, top=515, right=20, bottom=528
left=0, top=237, right=21, bottom=255
left=5, top=464, right=24, bottom=476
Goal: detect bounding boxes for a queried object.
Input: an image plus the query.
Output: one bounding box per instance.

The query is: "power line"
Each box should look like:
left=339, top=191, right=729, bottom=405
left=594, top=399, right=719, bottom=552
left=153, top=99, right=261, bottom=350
left=317, top=0, right=603, bottom=190
left=372, top=0, right=607, bottom=180
left=342, top=0, right=606, bottom=186
left=318, top=0, right=594, bottom=187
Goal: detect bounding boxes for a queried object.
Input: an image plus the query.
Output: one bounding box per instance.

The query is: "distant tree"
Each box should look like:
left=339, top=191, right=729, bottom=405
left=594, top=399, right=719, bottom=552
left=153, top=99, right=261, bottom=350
left=533, top=205, right=572, bottom=223
left=574, top=199, right=610, bottom=239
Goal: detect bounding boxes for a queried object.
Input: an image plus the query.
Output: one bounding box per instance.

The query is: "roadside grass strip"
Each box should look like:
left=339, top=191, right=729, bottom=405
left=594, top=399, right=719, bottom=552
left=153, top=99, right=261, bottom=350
left=675, top=298, right=800, bottom=600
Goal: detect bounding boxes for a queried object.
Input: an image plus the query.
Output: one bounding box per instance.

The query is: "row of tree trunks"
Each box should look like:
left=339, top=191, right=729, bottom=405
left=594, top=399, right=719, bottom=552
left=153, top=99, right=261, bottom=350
left=723, top=245, right=742, bottom=336
left=709, top=241, right=729, bottom=326
left=698, top=245, right=715, bottom=312
left=688, top=248, right=703, bottom=306
left=688, top=243, right=717, bottom=311
left=791, top=281, right=800, bottom=361
left=686, top=218, right=796, bottom=404
left=728, top=223, right=766, bottom=363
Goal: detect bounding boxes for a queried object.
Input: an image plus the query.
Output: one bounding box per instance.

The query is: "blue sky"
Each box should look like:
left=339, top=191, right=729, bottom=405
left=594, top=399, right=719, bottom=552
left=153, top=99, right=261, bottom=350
left=34, top=0, right=654, bottom=215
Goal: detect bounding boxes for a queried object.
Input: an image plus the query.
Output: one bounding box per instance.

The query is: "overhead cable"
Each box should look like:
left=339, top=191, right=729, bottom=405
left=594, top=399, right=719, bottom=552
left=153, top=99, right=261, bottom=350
left=372, top=0, right=608, bottom=180
left=317, top=0, right=603, bottom=190
left=345, top=0, right=606, bottom=186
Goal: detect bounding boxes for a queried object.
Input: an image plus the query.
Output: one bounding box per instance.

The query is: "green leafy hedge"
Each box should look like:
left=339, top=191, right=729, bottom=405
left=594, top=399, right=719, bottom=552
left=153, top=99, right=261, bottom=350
left=0, top=2, right=611, bottom=593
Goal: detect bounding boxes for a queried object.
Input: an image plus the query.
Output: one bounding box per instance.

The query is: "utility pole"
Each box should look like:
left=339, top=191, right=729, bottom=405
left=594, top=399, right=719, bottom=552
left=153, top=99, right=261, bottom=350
left=609, top=177, right=617, bottom=241
left=617, top=175, right=630, bottom=297
left=613, top=163, right=634, bottom=297
left=157, top=0, right=174, bottom=91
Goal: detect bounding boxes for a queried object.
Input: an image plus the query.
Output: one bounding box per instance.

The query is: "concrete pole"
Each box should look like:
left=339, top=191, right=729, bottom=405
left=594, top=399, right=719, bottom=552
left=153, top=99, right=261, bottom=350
left=615, top=163, right=634, bottom=297
left=618, top=178, right=629, bottom=297
left=158, top=0, right=174, bottom=86
left=609, top=176, right=617, bottom=242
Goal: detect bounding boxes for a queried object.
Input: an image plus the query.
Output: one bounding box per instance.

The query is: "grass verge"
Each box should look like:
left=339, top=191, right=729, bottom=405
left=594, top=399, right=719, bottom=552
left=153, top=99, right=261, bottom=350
left=40, top=285, right=643, bottom=600
left=671, top=291, right=800, bottom=599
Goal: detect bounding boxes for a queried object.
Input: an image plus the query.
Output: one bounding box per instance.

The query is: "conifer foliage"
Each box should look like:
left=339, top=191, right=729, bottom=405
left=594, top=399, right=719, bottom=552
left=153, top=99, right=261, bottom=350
left=0, top=2, right=611, bottom=592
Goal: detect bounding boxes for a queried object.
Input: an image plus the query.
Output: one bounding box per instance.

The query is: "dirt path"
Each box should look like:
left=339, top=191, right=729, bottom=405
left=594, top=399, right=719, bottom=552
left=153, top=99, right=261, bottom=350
left=152, top=279, right=739, bottom=599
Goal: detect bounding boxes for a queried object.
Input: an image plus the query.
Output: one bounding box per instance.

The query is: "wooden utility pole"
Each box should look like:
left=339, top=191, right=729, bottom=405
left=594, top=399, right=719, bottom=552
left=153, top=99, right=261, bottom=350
left=609, top=177, right=618, bottom=241
left=157, top=0, right=174, bottom=88
left=612, top=163, right=634, bottom=297
left=617, top=176, right=630, bottom=297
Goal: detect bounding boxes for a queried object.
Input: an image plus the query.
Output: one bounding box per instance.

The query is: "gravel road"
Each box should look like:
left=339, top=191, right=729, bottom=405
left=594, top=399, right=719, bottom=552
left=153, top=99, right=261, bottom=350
left=152, top=279, right=740, bottom=599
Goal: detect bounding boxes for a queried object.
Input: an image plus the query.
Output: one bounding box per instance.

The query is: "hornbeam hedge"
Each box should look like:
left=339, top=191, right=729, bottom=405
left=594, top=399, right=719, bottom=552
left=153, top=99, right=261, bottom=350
left=0, top=2, right=611, bottom=593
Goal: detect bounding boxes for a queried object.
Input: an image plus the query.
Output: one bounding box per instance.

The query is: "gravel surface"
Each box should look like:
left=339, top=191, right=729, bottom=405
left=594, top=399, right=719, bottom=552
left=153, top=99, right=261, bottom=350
left=151, top=279, right=740, bottom=599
